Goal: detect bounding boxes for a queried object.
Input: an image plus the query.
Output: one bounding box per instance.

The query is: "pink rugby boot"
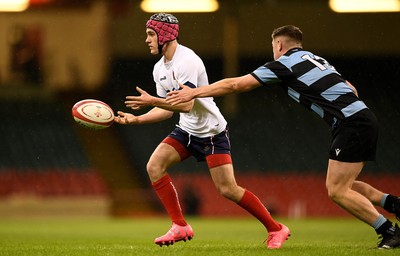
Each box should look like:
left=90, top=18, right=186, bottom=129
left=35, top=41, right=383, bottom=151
left=155, top=223, right=194, bottom=246
left=266, top=223, right=290, bottom=249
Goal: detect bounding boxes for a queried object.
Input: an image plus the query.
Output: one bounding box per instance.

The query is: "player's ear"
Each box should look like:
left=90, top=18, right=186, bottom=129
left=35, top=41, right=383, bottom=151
left=278, top=40, right=283, bottom=51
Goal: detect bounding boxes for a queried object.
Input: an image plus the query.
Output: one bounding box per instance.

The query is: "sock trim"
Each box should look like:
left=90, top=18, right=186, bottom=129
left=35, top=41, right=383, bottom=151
left=372, top=214, right=387, bottom=229
left=381, top=194, right=389, bottom=208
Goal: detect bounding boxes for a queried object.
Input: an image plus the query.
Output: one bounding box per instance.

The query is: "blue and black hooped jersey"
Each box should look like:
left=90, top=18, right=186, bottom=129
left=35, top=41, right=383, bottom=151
left=251, top=48, right=368, bottom=128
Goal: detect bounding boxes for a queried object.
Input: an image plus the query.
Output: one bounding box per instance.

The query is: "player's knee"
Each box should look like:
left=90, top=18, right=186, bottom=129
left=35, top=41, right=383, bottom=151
left=326, top=183, right=345, bottom=203
left=216, top=184, right=240, bottom=201
left=146, top=161, right=164, bottom=181
left=215, top=184, right=230, bottom=198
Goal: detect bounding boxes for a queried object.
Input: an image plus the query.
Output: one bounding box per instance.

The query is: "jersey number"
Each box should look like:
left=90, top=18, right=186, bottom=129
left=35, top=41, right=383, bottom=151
left=302, top=54, right=335, bottom=71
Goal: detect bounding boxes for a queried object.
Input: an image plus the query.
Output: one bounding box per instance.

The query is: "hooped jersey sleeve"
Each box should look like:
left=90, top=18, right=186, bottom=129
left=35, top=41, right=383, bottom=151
left=251, top=48, right=367, bottom=128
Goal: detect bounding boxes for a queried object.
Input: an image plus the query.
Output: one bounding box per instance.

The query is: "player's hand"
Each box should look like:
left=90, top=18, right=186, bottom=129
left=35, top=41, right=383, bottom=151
left=166, top=83, right=194, bottom=105
left=125, top=87, right=154, bottom=110
left=114, top=111, right=139, bottom=125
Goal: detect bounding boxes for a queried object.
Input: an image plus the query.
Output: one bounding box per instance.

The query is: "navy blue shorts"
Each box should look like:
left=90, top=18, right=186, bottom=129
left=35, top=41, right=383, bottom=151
left=162, top=127, right=232, bottom=167
left=329, top=109, right=378, bottom=162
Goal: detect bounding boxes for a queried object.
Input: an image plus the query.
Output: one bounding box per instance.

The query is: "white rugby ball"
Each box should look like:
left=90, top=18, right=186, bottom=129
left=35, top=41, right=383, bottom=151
left=72, top=99, right=114, bottom=130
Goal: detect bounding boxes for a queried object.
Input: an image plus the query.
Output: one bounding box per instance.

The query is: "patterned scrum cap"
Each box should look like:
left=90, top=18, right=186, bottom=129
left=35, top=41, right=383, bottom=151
left=146, top=13, right=179, bottom=46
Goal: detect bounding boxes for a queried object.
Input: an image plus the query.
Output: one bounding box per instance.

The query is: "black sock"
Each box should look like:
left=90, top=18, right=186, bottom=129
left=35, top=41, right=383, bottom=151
left=384, top=195, right=398, bottom=213
left=376, top=220, right=395, bottom=236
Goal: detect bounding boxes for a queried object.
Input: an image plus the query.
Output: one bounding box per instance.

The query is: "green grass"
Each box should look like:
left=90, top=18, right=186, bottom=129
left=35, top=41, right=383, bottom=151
left=0, top=217, right=398, bottom=256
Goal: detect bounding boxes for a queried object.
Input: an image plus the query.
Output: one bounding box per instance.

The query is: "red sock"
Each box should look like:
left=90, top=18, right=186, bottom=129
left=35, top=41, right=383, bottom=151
left=238, top=190, right=281, bottom=232
left=152, top=175, right=187, bottom=226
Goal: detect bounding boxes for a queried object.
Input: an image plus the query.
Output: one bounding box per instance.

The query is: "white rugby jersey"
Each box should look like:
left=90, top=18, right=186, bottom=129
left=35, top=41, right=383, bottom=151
left=153, top=44, right=227, bottom=137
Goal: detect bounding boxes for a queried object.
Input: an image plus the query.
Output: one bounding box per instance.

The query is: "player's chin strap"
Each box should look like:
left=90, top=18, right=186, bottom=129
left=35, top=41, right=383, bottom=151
left=157, top=40, right=175, bottom=55
left=158, top=44, right=163, bottom=55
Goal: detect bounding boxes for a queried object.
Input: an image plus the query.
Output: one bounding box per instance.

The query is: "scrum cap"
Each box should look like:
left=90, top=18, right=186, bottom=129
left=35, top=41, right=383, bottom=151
left=146, top=13, right=179, bottom=51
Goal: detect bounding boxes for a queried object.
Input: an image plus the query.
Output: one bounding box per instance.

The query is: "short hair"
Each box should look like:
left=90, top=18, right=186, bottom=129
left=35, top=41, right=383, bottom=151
left=271, top=25, right=303, bottom=43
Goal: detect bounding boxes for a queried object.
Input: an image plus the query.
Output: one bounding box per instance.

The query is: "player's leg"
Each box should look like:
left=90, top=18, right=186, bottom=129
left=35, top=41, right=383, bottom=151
left=148, top=142, right=184, bottom=223
left=208, top=160, right=279, bottom=229
left=207, top=163, right=244, bottom=201
left=148, top=139, right=194, bottom=246
left=351, top=181, right=384, bottom=205
left=326, top=160, right=379, bottom=223
left=147, top=143, right=180, bottom=181
left=352, top=181, right=400, bottom=219
left=207, top=158, right=289, bottom=249
left=326, top=160, right=400, bottom=248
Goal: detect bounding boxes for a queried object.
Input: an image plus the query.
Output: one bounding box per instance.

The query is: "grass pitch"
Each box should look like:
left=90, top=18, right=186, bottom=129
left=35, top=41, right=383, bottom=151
left=0, top=217, right=398, bottom=256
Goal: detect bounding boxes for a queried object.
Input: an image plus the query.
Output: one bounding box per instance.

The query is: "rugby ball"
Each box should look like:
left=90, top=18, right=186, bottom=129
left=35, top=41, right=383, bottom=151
left=72, top=99, right=114, bottom=130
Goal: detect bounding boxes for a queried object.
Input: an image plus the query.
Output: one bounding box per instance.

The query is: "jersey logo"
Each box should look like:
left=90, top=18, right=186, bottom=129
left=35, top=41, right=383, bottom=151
left=335, top=148, right=341, bottom=156
left=160, top=76, right=167, bottom=81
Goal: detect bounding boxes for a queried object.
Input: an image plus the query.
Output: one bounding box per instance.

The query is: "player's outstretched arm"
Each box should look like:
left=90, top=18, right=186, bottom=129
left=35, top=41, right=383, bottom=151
left=114, top=107, right=174, bottom=125
left=126, top=86, right=194, bottom=113
left=114, top=111, right=139, bottom=125
left=166, top=74, right=261, bottom=105
left=165, top=83, right=195, bottom=105
left=125, top=86, right=158, bottom=110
